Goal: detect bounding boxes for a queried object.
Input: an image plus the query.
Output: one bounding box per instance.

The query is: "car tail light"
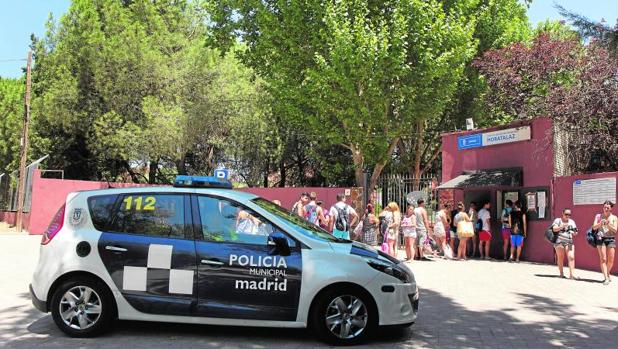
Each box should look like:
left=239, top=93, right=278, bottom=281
left=41, top=204, right=65, bottom=245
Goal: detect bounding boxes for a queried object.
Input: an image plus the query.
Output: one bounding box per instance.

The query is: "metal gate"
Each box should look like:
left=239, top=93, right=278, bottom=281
left=0, top=155, right=48, bottom=212
left=378, top=173, right=436, bottom=212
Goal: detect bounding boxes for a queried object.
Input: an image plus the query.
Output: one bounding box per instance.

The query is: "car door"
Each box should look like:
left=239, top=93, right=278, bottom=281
left=191, top=194, right=302, bottom=321
left=94, top=192, right=197, bottom=316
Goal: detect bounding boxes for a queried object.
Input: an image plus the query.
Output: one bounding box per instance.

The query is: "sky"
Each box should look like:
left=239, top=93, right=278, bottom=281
left=0, top=0, right=617, bottom=78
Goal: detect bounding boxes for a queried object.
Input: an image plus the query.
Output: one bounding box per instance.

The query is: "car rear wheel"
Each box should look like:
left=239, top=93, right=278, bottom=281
left=50, top=277, right=114, bottom=337
left=310, top=286, right=377, bottom=345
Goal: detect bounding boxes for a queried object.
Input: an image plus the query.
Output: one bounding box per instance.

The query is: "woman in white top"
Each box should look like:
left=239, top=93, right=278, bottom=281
left=592, top=200, right=617, bottom=285
left=551, top=208, right=578, bottom=279
left=401, top=205, right=417, bottom=261
left=433, top=203, right=450, bottom=258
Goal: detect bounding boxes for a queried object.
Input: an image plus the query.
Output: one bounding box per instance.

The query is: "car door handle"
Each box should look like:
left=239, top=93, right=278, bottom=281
left=201, top=259, right=224, bottom=266
left=105, top=246, right=127, bottom=252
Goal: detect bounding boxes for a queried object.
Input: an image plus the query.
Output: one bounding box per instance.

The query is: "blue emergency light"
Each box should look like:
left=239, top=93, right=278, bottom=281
left=173, top=175, right=233, bottom=189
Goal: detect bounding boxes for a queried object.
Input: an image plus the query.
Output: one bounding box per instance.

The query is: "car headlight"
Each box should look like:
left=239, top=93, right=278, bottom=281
left=364, top=258, right=411, bottom=283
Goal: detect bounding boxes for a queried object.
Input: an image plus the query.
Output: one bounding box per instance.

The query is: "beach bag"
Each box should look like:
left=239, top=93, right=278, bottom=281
left=457, top=221, right=475, bottom=238
left=380, top=228, right=390, bottom=254
left=586, top=228, right=598, bottom=248
left=443, top=244, right=454, bottom=259
left=544, top=226, right=558, bottom=244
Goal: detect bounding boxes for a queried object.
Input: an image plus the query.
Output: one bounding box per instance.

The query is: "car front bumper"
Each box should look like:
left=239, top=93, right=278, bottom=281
left=367, top=277, right=419, bottom=326
left=29, top=284, right=47, bottom=313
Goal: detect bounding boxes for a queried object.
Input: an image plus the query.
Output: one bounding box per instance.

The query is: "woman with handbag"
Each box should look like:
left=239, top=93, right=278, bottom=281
left=592, top=200, right=617, bottom=285
left=551, top=208, right=578, bottom=279
left=454, top=202, right=474, bottom=260
left=508, top=201, right=527, bottom=262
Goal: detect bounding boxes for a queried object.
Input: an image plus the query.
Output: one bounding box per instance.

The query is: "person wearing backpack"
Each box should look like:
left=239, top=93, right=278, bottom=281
left=329, top=193, right=358, bottom=240
left=304, top=192, right=326, bottom=227
left=592, top=200, right=617, bottom=285
left=501, top=200, right=514, bottom=260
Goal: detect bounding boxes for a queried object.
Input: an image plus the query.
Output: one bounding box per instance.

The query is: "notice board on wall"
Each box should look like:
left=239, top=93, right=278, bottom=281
left=573, top=177, right=616, bottom=205
left=519, top=187, right=550, bottom=221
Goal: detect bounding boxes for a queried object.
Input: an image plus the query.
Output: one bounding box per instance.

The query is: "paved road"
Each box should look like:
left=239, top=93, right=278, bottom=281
left=1, top=233, right=617, bottom=349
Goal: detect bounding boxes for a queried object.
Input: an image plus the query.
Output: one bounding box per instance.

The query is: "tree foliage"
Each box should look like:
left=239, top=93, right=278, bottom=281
left=211, top=0, right=482, bottom=188
left=0, top=78, right=24, bottom=174
left=474, top=33, right=618, bottom=173
left=29, top=0, right=272, bottom=184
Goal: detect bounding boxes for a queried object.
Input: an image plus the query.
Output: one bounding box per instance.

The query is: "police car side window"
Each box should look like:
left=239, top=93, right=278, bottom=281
left=197, top=196, right=273, bottom=245
left=87, top=194, right=119, bottom=231
left=110, top=194, right=185, bottom=239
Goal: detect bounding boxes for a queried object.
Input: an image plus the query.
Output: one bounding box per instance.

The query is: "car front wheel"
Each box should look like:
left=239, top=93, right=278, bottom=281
left=50, top=277, right=114, bottom=337
left=310, top=286, right=377, bottom=345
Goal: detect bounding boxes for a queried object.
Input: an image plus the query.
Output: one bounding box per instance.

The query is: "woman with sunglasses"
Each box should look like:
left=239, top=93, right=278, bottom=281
left=592, top=200, right=617, bottom=285
left=551, top=208, right=578, bottom=279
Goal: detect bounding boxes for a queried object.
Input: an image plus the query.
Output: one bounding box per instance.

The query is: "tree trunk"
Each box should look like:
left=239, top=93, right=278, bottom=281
left=148, top=161, right=158, bottom=184
left=278, top=157, right=286, bottom=187
left=412, top=119, right=425, bottom=190
left=368, top=137, right=400, bottom=195
left=176, top=154, right=187, bottom=175
left=350, top=144, right=364, bottom=187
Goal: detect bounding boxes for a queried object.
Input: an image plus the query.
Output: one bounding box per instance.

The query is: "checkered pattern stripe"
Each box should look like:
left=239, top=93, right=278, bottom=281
left=122, top=244, right=194, bottom=295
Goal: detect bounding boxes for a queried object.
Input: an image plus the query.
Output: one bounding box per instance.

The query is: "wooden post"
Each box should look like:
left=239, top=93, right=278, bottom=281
left=16, top=50, right=32, bottom=233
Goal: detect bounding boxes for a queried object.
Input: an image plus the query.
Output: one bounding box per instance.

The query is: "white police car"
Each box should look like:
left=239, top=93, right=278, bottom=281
left=30, top=175, right=418, bottom=345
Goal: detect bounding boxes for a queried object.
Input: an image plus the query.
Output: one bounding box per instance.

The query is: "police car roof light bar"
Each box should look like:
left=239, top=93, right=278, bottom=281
left=174, top=175, right=233, bottom=189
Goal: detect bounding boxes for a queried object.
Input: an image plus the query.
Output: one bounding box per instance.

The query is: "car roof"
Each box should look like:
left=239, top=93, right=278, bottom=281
left=74, top=186, right=259, bottom=202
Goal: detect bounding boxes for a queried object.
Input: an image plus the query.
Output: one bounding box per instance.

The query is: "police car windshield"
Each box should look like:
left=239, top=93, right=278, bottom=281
left=252, top=198, right=342, bottom=242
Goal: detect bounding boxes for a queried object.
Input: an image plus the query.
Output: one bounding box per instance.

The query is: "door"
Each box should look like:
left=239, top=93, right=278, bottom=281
left=192, top=195, right=302, bottom=321
left=94, top=193, right=197, bottom=316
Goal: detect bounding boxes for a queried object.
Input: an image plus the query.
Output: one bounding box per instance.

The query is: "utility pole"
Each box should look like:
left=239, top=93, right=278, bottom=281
left=16, top=50, right=32, bottom=233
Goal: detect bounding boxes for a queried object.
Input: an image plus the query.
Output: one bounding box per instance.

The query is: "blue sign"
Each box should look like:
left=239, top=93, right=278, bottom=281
left=214, top=169, right=229, bottom=180
left=457, top=134, right=483, bottom=150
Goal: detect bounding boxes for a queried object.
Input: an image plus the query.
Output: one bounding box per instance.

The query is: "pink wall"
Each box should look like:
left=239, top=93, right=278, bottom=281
left=552, top=172, right=618, bottom=275
left=240, top=187, right=350, bottom=212
left=441, top=118, right=617, bottom=275
left=0, top=170, right=350, bottom=235
left=15, top=170, right=158, bottom=235
left=441, top=117, right=554, bottom=187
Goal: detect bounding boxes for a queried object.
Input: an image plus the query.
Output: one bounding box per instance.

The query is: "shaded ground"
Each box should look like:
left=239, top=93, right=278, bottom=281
left=1, top=233, right=616, bottom=348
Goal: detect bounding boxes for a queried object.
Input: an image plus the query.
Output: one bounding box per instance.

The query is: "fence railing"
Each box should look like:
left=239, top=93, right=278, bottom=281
left=0, top=155, right=49, bottom=212
left=378, top=172, right=436, bottom=212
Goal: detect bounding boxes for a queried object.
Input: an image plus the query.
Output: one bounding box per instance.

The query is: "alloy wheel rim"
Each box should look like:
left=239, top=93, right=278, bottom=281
left=325, top=295, right=368, bottom=339
left=59, top=286, right=102, bottom=330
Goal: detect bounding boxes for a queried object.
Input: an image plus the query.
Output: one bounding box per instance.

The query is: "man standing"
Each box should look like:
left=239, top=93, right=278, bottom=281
left=291, top=192, right=310, bottom=218
left=414, top=198, right=431, bottom=260
left=478, top=201, right=492, bottom=260
left=329, top=193, right=358, bottom=239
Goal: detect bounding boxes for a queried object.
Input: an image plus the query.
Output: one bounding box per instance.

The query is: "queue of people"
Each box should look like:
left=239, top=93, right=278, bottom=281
left=286, top=192, right=616, bottom=284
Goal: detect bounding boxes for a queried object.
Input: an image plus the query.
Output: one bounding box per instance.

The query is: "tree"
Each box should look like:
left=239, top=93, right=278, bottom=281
left=211, top=0, right=477, bottom=191
left=392, top=0, right=532, bottom=184
left=474, top=33, right=617, bottom=173
left=0, top=78, right=24, bottom=174
left=30, top=0, right=272, bottom=184
left=556, top=4, right=618, bottom=55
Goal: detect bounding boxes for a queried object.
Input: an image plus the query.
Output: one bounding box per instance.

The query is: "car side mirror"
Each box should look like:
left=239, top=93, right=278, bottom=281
left=268, top=231, right=291, bottom=256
